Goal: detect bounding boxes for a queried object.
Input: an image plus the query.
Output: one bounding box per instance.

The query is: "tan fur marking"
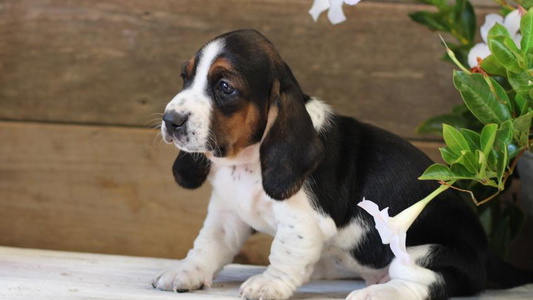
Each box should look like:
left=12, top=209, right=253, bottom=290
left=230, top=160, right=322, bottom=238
left=257, top=39, right=283, bottom=66
left=182, top=57, right=195, bottom=79
left=208, top=57, right=246, bottom=93
left=208, top=58, right=234, bottom=78
left=212, top=102, right=261, bottom=157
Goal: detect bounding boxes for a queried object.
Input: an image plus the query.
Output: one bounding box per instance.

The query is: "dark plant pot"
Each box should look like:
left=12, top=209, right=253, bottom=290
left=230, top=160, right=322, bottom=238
left=518, top=151, right=533, bottom=218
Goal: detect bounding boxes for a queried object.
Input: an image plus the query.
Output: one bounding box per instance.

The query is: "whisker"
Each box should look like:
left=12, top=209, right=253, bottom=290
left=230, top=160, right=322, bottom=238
left=192, top=152, right=203, bottom=162
left=144, top=118, right=163, bottom=128
left=151, top=131, right=164, bottom=146
left=145, top=117, right=163, bottom=123
left=207, top=131, right=221, bottom=157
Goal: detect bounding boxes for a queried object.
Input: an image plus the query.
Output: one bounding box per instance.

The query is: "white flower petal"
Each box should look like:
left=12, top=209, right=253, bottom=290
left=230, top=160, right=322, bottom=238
left=358, top=199, right=383, bottom=218
left=358, top=199, right=394, bottom=243
left=379, top=207, right=390, bottom=221
left=309, top=0, right=331, bottom=22
left=327, top=0, right=347, bottom=24
left=374, top=219, right=394, bottom=244
left=344, top=0, right=361, bottom=5
left=480, top=14, right=504, bottom=43
left=513, top=33, right=522, bottom=49
left=390, top=233, right=412, bottom=265
left=504, top=10, right=521, bottom=37
left=358, top=199, right=390, bottom=224
left=468, top=43, right=491, bottom=68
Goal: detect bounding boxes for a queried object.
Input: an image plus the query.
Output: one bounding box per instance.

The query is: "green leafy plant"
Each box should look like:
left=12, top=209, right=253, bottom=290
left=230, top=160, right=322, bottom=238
left=411, top=1, right=533, bottom=259
left=410, top=0, right=476, bottom=67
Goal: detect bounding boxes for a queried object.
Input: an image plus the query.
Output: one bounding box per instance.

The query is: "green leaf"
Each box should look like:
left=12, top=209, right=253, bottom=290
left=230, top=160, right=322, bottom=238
left=483, top=75, right=513, bottom=115
left=507, top=70, right=533, bottom=97
left=495, top=120, right=514, bottom=148
left=460, top=128, right=481, bottom=150
left=488, top=23, right=524, bottom=73
left=513, top=112, right=533, bottom=146
left=457, top=151, right=479, bottom=174
left=454, top=0, right=476, bottom=43
left=480, top=124, right=498, bottom=159
left=480, top=54, right=507, bottom=76
left=491, top=40, right=523, bottom=72
left=477, top=149, right=488, bottom=179
left=494, top=120, right=514, bottom=185
left=488, top=22, right=511, bottom=37
left=488, top=148, right=500, bottom=173
left=450, top=163, right=477, bottom=179
left=439, top=147, right=460, bottom=165
left=443, top=124, right=471, bottom=153
left=419, top=164, right=455, bottom=180
left=521, top=9, right=533, bottom=53
left=497, top=145, right=509, bottom=188
left=515, top=94, right=530, bottom=115
left=409, top=11, right=450, bottom=32
left=419, top=163, right=476, bottom=180
left=453, top=72, right=512, bottom=124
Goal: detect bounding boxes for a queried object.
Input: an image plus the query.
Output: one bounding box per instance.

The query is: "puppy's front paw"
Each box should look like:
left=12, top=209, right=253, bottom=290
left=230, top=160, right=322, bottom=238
left=152, top=261, right=211, bottom=293
left=240, top=272, right=294, bottom=300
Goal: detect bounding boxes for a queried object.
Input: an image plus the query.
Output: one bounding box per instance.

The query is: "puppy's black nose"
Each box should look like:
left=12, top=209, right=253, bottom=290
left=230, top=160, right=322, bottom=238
left=163, top=111, right=189, bottom=133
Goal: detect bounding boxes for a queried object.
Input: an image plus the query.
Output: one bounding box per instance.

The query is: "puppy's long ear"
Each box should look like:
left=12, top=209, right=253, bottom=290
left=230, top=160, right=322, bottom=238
left=172, top=151, right=211, bottom=189
left=260, top=68, right=324, bottom=200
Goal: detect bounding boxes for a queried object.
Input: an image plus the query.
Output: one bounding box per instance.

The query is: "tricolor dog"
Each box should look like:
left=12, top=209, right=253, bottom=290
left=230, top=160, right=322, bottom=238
left=153, top=29, right=532, bottom=300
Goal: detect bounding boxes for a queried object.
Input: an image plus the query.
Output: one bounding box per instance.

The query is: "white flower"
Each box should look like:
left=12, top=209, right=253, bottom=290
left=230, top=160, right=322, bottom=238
left=468, top=9, right=522, bottom=68
left=309, top=0, right=361, bottom=25
left=357, top=197, right=431, bottom=265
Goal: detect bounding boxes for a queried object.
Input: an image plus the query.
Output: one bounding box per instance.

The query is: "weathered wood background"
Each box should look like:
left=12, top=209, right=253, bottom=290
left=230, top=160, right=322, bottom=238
left=1, top=0, right=530, bottom=268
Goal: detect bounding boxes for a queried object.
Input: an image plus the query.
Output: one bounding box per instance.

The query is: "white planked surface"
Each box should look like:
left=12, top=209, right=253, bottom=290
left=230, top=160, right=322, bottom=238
left=0, top=246, right=532, bottom=300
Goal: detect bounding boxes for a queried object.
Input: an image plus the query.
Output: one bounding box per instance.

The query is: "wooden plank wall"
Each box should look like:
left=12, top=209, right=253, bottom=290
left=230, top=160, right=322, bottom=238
left=4, top=0, right=528, bottom=268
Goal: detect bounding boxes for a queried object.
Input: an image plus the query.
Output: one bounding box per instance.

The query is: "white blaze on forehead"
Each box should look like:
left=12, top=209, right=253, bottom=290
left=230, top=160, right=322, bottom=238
left=161, top=39, right=225, bottom=153
left=192, top=39, right=225, bottom=92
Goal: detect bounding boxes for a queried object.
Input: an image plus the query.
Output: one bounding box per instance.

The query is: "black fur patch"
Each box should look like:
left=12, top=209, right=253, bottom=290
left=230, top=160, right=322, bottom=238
left=172, top=151, right=210, bottom=189
left=260, top=90, right=324, bottom=200
left=306, top=115, right=491, bottom=297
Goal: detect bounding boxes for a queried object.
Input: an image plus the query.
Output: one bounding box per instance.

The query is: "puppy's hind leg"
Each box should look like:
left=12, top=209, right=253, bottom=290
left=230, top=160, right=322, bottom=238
left=346, top=244, right=486, bottom=300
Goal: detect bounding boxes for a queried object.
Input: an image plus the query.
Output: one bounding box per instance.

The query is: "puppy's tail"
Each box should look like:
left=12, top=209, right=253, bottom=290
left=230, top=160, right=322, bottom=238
left=486, top=251, right=533, bottom=289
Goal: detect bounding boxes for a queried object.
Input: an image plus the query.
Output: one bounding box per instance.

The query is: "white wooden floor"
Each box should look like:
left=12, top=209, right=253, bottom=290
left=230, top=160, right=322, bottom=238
left=0, top=246, right=532, bottom=300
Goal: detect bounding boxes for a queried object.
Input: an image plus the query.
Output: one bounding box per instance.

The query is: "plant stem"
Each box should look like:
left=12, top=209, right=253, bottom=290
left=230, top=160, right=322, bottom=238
left=447, top=146, right=529, bottom=206
left=439, top=35, right=471, bottom=73
left=440, top=180, right=478, bottom=203
left=420, top=180, right=457, bottom=206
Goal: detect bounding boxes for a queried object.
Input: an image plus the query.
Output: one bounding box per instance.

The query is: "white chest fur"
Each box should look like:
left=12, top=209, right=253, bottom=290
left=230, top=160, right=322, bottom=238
left=207, top=146, right=277, bottom=235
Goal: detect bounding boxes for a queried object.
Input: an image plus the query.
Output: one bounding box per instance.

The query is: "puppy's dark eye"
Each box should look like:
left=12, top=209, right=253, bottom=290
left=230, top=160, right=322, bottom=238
left=218, top=81, right=235, bottom=95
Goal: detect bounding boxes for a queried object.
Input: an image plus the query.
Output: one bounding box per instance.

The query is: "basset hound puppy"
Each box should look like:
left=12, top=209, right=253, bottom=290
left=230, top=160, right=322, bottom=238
left=153, top=29, right=532, bottom=300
